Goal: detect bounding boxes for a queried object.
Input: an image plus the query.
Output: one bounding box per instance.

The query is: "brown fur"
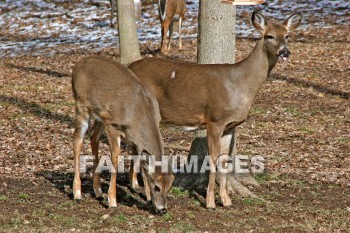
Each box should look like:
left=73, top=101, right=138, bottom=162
left=71, top=56, right=174, bottom=211
left=128, top=12, right=302, bottom=208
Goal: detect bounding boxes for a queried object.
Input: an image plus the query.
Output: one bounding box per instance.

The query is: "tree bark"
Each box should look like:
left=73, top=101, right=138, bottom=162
left=116, top=0, right=141, bottom=65
left=173, top=0, right=258, bottom=198
left=197, top=1, right=236, bottom=64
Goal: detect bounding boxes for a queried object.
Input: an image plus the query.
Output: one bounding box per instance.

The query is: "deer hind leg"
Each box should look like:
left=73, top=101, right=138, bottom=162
left=130, top=148, right=140, bottom=189
left=73, top=106, right=90, bottom=200
left=90, top=120, right=105, bottom=199
left=105, top=125, right=122, bottom=208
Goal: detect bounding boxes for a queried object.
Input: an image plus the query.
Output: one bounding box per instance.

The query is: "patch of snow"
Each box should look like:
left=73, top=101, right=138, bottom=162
left=0, top=0, right=348, bottom=57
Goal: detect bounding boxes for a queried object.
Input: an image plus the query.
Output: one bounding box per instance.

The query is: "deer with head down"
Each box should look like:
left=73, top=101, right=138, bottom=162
left=72, top=56, right=174, bottom=214
left=127, top=11, right=302, bottom=208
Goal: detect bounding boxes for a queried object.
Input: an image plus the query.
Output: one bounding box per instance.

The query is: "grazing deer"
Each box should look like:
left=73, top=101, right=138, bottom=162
left=158, top=0, right=186, bottom=53
left=128, top=12, right=302, bottom=208
left=72, top=56, right=174, bottom=213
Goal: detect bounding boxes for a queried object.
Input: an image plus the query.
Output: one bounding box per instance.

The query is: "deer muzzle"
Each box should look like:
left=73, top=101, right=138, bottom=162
left=156, top=208, right=168, bottom=215
left=278, top=47, right=291, bottom=61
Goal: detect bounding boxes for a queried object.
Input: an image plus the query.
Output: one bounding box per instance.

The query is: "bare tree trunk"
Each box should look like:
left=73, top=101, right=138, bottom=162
left=173, top=0, right=258, bottom=198
left=117, top=0, right=141, bottom=65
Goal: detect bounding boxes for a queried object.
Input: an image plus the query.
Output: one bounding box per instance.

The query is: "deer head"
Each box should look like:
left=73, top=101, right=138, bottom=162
left=141, top=153, right=174, bottom=215
left=252, top=11, right=302, bottom=62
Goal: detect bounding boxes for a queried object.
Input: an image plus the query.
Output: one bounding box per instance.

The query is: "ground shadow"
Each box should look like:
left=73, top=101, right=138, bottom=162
left=5, top=63, right=69, bottom=78
left=34, top=170, right=155, bottom=213
left=273, top=75, right=349, bottom=100
left=0, top=95, right=73, bottom=126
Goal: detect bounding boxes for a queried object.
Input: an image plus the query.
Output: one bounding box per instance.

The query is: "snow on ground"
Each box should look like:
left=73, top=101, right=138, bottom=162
left=0, top=0, right=349, bottom=57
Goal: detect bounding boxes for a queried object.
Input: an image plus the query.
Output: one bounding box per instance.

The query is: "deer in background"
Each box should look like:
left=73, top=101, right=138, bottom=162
left=109, top=0, right=141, bottom=28
left=72, top=56, right=174, bottom=214
left=128, top=11, right=302, bottom=208
left=158, top=0, right=186, bottom=53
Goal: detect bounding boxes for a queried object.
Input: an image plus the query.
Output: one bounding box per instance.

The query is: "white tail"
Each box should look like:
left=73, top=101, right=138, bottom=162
left=158, top=0, right=186, bottom=53
left=71, top=56, right=174, bottom=213
left=129, top=11, right=302, bottom=208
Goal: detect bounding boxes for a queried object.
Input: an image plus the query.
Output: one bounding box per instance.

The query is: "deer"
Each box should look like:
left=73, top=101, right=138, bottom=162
left=158, top=0, right=186, bottom=53
left=109, top=0, right=141, bottom=28
left=71, top=56, right=174, bottom=214
left=127, top=11, right=302, bottom=209
left=110, top=0, right=116, bottom=28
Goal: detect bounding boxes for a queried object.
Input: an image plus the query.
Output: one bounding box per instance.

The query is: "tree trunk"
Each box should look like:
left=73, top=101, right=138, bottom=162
left=173, top=0, right=258, bottom=198
left=197, top=1, right=236, bottom=64
left=116, top=0, right=141, bottom=65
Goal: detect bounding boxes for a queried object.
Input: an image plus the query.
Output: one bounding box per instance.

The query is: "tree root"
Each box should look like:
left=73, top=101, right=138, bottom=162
left=227, top=175, right=258, bottom=198
left=165, top=143, right=191, bottom=152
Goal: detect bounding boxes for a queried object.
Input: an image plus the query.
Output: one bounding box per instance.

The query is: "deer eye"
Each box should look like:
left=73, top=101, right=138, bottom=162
left=154, top=185, right=161, bottom=192
left=267, top=35, right=275, bottom=40
left=285, top=35, right=290, bottom=40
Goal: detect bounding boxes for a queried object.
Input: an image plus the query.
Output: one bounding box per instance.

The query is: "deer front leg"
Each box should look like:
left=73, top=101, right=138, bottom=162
left=141, top=165, right=151, bottom=201
left=110, top=0, right=115, bottom=28
left=178, top=17, right=183, bottom=50
left=73, top=112, right=89, bottom=200
left=218, top=132, right=235, bottom=207
left=206, top=124, right=224, bottom=209
left=90, top=120, right=104, bottom=199
left=105, top=125, right=121, bottom=208
left=161, top=22, right=170, bottom=53
left=167, top=22, right=174, bottom=51
left=218, top=154, right=232, bottom=207
left=130, top=150, right=140, bottom=189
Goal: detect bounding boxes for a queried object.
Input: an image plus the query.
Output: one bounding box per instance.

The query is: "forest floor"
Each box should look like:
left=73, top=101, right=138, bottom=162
left=1, top=1, right=350, bottom=233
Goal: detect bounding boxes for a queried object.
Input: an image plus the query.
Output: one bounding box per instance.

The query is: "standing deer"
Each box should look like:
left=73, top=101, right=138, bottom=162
left=72, top=56, right=174, bottom=213
left=109, top=0, right=141, bottom=28
left=158, top=0, right=186, bottom=53
left=127, top=11, right=302, bottom=208
left=110, top=0, right=116, bottom=28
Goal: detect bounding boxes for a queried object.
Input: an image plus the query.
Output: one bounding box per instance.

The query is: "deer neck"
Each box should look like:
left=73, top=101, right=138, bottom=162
left=236, top=39, right=278, bottom=94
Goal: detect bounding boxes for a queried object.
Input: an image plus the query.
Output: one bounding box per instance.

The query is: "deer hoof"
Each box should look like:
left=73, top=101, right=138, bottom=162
left=94, top=187, right=103, bottom=199
left=108, top=197, right=117, bottom=208
left=221, top=195, right=232, bottom=207
left=73, top=189, right=82, bottom=200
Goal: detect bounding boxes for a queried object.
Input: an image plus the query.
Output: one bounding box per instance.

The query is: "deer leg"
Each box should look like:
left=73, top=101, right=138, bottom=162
left=105, top=125, right=121, bottom=208
left=218, top=155, right=232, bottom=207
left=110, top=0, right=115, bottom=28
left=167, top=22, right=174, bottom=51
left=161, top=21, right=170, bottom=53
left=130, top=148, right=140, bottom=189
left=141, top=164, right=151, bottom=201
left=178, top=17, right=183, bottom=50
left=90, top=120, right=104, bottom=199
left=217, top=132, right=234, bottom=207
left=73, top=107, right=90, bottom=200
left=206, top=124, right=223, bottom=209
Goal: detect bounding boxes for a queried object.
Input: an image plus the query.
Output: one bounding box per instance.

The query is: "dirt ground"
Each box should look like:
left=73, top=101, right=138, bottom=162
left=1, top=6, right=350, bottom=233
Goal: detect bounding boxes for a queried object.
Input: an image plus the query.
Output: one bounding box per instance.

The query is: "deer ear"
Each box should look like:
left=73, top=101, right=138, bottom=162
left=283, top=13, right=302, bottom=31
left=252, top=11, right=268, bottom=32
left=140, top=151, right=150, bottom=173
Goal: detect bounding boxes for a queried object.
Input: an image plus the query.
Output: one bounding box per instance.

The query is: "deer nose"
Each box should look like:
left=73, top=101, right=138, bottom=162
left=156, top=208, right=168, bottom=215
left=278, top=47, right=291, bottom=58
